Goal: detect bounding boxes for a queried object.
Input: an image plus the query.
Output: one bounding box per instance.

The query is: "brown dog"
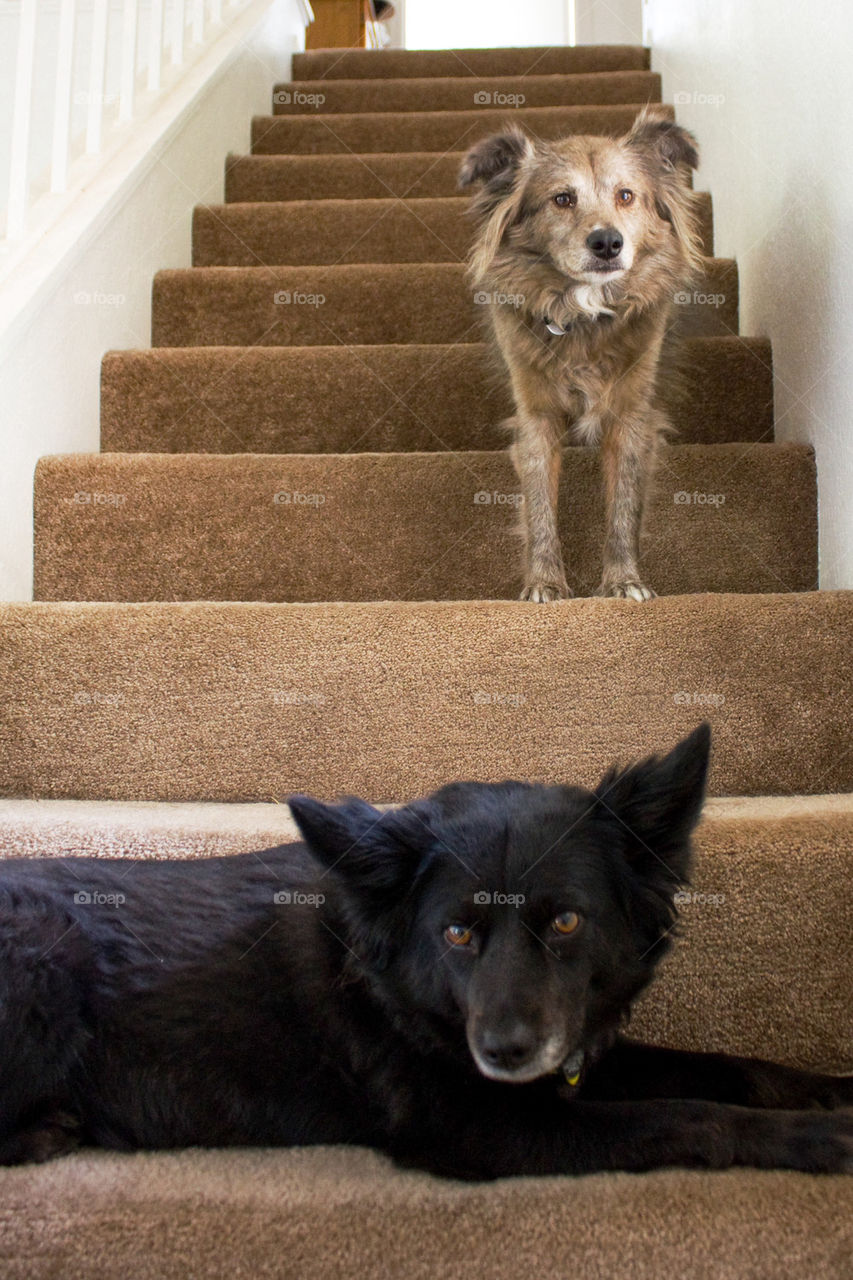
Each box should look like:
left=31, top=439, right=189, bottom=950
left=460, top=107, right=703, bottom=601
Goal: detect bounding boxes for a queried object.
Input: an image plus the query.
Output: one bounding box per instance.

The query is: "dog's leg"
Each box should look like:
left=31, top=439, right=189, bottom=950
left=595, top=406, right=663, bottom=602
left=390, top=1087, right=853, bottom=1178
left=510, top=410, right=570, bottom=602
left=582, top=1037, right=853, bottom=1110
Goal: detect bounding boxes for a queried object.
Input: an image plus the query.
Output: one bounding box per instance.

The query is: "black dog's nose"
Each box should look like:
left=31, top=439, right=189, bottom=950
left=479, top=1025, right=538, bottom=1071
left=586, top=227, right=623, bottom=260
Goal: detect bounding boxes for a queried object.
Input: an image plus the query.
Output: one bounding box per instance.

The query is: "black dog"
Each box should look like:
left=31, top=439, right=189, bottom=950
left=1, top=723, right=851, bottom=1176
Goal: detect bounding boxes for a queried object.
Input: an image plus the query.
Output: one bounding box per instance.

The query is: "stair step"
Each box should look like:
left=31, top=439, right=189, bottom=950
left=225, top=151, right=471, bottom=202
left=291, top=46, right=652, bottom=80
left=34, top=445, right=815, bottom=603
left=251, top=103, right=673, bottom=155
left=1, top=791, right=850, bottom=1067
left=1, top=593, right=850, bottom=799
left=100, top=337, right=773, bottom=454
left=192, top=194, right=714, bottom=267
left=271, top=72, right=662, bottom=115
left=151, top=260, right=737, bottom=347
left=1, top=1147, right=851, bottom=1277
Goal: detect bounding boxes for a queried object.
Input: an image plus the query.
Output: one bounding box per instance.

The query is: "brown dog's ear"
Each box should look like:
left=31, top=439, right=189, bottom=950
left=626, top=106, right=699, bottom=171
left=458, top=127, right=534, bottom=190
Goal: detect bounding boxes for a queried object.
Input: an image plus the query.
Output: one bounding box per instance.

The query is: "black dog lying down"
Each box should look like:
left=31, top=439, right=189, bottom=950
left=1, top=723, right=851, bottom=1176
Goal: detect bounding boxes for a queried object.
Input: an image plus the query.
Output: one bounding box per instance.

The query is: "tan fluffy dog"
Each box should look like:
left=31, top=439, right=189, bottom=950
left=460, top=107, right=703, bottom=601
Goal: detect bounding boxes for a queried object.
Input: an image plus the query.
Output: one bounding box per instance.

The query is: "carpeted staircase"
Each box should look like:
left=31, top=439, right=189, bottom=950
left=1, top=42, right=852, bottom=1279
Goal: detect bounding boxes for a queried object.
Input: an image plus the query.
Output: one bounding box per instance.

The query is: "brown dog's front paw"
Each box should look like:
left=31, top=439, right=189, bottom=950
left=596, top=578, right=656, bottom=602
left=520, top=581, right=573, bottom=603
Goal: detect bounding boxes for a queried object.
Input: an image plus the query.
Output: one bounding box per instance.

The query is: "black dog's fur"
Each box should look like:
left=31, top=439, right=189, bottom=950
left=2, top=724, right=852, bottom=1176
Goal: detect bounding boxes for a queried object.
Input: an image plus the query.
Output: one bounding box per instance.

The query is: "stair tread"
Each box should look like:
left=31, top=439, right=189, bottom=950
left=2, top=593, right=851, bottom=800
left=291, top=46, right=652, bottom=79
left=100, top=336, right=773, bottom=452
left=34, top=444, right=814, bottom=603
left=271, top=71, right=662, bottom=114
left=151, top=259, right=738, bottom=347
left=251, top=103, right=673, bottom=155
left=192, top=193, right=713, bottom=265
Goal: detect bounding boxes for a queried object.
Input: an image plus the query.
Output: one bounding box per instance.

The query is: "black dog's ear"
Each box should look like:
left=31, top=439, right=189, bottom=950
left=458, top=127, right=534, bottom=190
left=594, top=723, right=711, bottom=887
left=626, top=106, right=699, bottom=171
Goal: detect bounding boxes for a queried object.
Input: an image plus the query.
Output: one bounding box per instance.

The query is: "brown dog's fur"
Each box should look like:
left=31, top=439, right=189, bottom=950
left=460, top=108, right=704, bottom=601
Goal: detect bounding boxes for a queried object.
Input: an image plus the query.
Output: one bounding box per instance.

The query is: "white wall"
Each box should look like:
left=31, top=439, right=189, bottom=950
left=575, top=0, right=641, bottom=45
left=645, top=0, right=853, bottom=589
left=0, top=0, right=302, bottom=601
left=404, top=0, right=570, bottom=49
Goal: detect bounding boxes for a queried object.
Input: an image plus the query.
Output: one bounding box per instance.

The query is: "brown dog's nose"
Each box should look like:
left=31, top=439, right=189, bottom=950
left=586, top=227, right=623, bottom=260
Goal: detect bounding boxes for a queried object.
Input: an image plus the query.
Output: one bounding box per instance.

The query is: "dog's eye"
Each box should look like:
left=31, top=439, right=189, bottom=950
left=553, top=192, right=576, bottom=209
left=552, top=911, right=580, bottom=936
left=617, top=188, right=634, bottom=205
left=445, top=924, right=473, bottom=947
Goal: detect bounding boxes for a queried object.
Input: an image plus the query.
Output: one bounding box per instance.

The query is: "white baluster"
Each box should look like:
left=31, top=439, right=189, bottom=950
left=86, top=0, right=110, bottom=154
left=147, top=0, right=164, bottom=91
left=119, top=0, right=140, bottom=123
left=191, top=0, right=204, bottom=44
left=51, top=0, right=77, bottom=194
left=172, top=0, right=186, bottom=65
left=211, top=0, right=222, bottom=26
left=7, top=0, right=38, bottom=239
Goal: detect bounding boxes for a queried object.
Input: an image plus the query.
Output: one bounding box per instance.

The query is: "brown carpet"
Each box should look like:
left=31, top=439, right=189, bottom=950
left=33, top=444, right=816, bottom=601
left=1, top=594, right=851, bottom=801
left=291, top=46, right=652, bottom=79
left=4, top=38, right=853, bottom=1277
left=251, top=102, right=674, bottom=155
left=151, top=259, right=738, bottom=347
left=100, top=337, right=773, bottom=453
left=271, top=70, right=662, bottom=114
left=225, top=149, right=475, bottom=201
left=192, top=192, right=714, bottom=266
left=2, top=1147, right=850, bottom=1280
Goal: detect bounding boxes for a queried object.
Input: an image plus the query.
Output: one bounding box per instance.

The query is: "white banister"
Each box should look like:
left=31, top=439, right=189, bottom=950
left=119, top=0, right=140, bottom=123
left=85, top=0, right=110, bottom=155
left=51, top=0, right=77, bottom=194
left=7, top=0, right=38, bottom=240
left=148, top=0, right=165, bottom=91
left=192, top=0, right=205, bottom=44
left=3, top=0, right=292, bottom=254
left=172, top=0, right=186, bottom=65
